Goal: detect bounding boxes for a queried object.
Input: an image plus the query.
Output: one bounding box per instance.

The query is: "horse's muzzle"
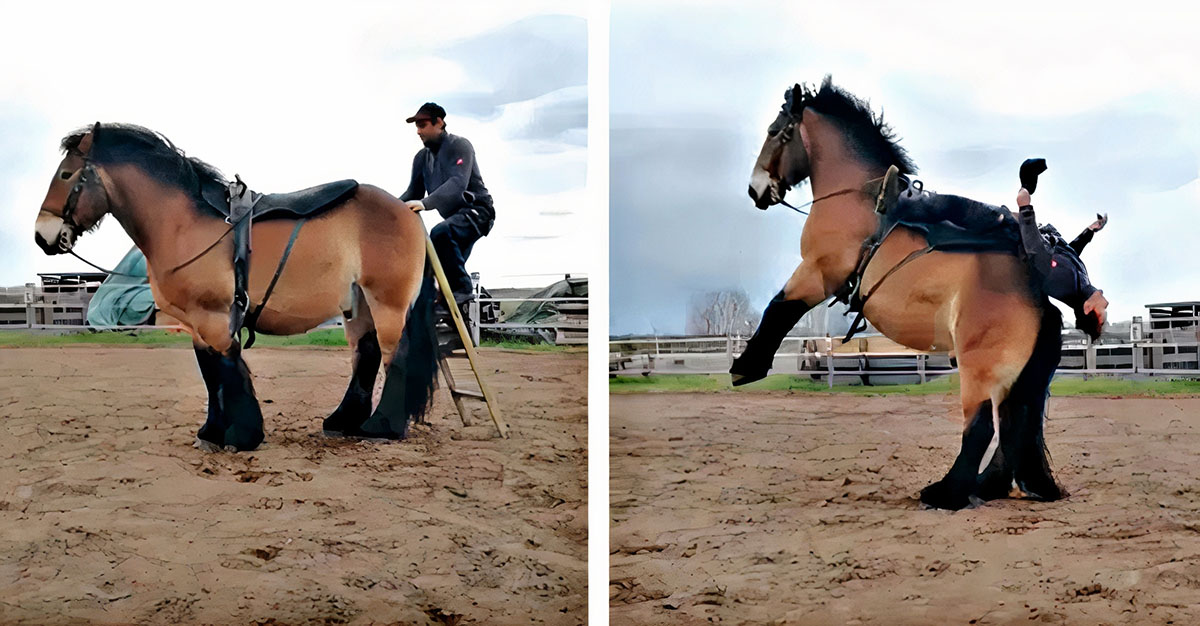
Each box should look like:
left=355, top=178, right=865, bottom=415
left=748, top=168, right=777, bottom=210
left=34, top=211, right=73, bottom=255
left=749, top=185, right=774, bottom=210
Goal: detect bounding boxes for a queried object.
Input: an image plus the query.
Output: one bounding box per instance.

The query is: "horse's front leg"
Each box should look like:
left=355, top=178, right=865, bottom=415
left=192, top=310, right=264, bottom=452
left=730, top=261, right=828, bottom=385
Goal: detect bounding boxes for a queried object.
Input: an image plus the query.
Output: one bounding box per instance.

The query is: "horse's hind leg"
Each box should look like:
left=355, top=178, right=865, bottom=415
left=1008, top=391, right=1061, bottom=500
left=975, top=441, right=1014, bottom=501
left=353, top=299, right=414, bottom=439
left=999, top=305, right=1064, bottom=501
left=323, top=285, right=382, bottom=435
left=354, top=275, right=438, bottom=440
left=920, top=385, right=998, bottom=510
left=921, top=348, right=1019, bottom=510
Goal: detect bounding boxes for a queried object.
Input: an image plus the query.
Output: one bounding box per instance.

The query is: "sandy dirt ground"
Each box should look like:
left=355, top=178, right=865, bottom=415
left=611, top=391, right=1200, bottom=625
left=0, top=345, right=586, bottom=625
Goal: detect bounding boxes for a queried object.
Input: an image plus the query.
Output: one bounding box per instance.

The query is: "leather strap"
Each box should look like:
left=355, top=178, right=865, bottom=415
left=241, top=218, right=306, bottom=349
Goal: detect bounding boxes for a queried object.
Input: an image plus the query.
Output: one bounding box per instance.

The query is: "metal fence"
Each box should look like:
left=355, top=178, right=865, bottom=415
left=610, top=333, right=1200, bottom=385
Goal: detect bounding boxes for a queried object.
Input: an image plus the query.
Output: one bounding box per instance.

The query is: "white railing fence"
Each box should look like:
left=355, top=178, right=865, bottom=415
left=610, top=333, right=1200, bottom=385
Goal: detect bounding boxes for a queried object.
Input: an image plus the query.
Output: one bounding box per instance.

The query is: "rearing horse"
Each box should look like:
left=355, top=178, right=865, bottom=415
left=34, top=123, right=438, bottom=452
left=744, top=78, right=1063, bottom=510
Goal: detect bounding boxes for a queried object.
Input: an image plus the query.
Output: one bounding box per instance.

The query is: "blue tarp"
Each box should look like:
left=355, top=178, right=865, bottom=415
left=85, top=247, right=156, bottom=326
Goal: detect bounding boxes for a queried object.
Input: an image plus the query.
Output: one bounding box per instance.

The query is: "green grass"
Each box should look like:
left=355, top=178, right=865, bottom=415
left=0, top=329, right=194, bottom=347
left=1047, top=377, right=1200, bottom=397
left=610, top=372, right=1200, bottom=397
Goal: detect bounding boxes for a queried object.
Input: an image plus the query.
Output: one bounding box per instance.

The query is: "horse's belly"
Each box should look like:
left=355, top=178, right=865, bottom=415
left=245, top=219, right=361, bottom=335
left=861, top=247, right=961, bottom=352
left=864, top=295, right=954, bottom=352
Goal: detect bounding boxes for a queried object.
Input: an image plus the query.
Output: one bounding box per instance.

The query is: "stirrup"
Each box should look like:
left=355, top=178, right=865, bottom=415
left=875, top=164, right=900, bottom=215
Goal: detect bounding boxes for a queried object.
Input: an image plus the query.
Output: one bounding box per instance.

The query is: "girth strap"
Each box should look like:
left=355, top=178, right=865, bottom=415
left=226, top=175, right=259, bottom=340
left=241, top=218, right=306, bottom=349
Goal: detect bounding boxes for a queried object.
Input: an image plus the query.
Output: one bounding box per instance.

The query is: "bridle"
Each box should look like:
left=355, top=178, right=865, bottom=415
left=61, top=159, right=106, bottom=233
left=763, top=108, right=881, bottom=215
left=54, top=144, right=229, bottom=278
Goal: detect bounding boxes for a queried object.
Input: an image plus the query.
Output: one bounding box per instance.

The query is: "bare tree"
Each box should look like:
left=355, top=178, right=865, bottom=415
left=686, top=289, right=761, bottom=336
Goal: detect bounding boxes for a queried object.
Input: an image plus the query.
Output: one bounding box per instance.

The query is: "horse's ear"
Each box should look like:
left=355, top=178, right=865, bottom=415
left=790, top=83, right=805, bottom=114
left=77, top=122, right=100, bottom=155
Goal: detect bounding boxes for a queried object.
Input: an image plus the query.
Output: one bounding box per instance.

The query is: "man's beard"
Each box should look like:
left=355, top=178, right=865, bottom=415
left=422, top=131, right=445, bottom=149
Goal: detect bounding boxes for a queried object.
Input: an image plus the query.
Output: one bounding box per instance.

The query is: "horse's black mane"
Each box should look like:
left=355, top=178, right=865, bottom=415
left=789, top=76, right=917, bottom=175
left=61, top=123, right=227, bottom=197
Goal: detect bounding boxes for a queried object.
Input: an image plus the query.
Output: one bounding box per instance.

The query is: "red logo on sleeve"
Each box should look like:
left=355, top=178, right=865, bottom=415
left=456, top=158, right=464, bottom=165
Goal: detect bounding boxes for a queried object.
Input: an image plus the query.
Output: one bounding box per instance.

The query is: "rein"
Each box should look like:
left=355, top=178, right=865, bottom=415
left=776, top=174, right=887, bottom=215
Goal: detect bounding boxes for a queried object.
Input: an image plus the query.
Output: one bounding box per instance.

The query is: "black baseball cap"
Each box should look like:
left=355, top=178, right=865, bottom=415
left=406, top=102, right=447, bottom=123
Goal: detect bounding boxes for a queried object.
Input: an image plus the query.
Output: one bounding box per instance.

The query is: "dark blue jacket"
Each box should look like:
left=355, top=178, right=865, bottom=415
left=400, top=132, right=494, bottom=222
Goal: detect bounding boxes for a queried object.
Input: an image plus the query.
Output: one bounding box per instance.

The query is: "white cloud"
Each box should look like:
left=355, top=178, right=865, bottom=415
left=0, top=0, right=588, bottom=289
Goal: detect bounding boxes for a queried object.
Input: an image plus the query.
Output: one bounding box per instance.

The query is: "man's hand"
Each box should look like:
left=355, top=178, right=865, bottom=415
left=1016, top=187, right=1032, bottom=207
left=1083, top=290, right=1108, bottom=327
left=1088, top=213, right=1108, bottom=232
left=406, top=200, right=425, bottom=213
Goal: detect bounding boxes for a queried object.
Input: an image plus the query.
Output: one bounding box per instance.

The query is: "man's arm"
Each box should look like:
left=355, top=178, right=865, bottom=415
left=422, top=138, right=475, bottom=218
left=399, top=152, right=425, bottom=202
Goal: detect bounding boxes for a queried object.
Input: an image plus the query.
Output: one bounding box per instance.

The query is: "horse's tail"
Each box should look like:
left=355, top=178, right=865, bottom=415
left=402, top=265, right=440, bottom=423
left=998, top=298, right=1063, bottom=496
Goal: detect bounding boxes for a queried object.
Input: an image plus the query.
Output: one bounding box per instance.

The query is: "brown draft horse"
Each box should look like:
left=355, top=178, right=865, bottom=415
left=34, top=123, right=438, bottom=452
left=745, top=78, right=1063, bottom=510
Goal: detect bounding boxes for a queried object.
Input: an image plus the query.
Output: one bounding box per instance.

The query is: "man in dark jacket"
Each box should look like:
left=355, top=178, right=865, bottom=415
left=401, top=102, right=496, bottom=305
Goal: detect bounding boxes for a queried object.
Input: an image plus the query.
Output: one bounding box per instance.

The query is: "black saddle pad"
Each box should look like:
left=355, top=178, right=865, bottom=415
left=254, top=180, right=358, bottom=220
left=199, top=179, right=359, bottom=221
left=891, top=191, right=1021, bottom=255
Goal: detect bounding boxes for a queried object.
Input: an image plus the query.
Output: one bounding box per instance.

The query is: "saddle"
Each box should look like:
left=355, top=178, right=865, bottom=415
left=199, top=178, right=359, bottom=222
left=833, top=171, right=1025, bottom=341
left=199, top=177, right=359, bottom=347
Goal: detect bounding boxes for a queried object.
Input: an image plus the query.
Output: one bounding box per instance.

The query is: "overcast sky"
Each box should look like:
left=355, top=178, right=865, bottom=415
left=0, top=1, right=586, bottom=289
left=611, top=1, right=1200, bottom=335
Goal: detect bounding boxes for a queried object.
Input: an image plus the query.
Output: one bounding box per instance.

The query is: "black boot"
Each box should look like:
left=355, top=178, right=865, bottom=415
left=729, top=291, right=811, bottom=386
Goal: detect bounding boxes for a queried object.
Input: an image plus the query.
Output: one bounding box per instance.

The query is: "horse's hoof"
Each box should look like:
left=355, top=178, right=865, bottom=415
left=221, top=424, right=264, bottom=452
left=354, top=412, right=408, bottom=441
left=975, top=471, right=1015, bottom=501
left=729, top=360, right=769, bottom=386
left=194, top=437, right=223, bottom=453
left=920, top=479, right=973, bottom=511
left=730, top=371, right=769, bottom=387
left=1018, top=477, right=1065, bottom=502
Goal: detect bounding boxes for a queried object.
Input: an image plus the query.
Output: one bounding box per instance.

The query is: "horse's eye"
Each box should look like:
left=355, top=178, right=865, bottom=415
left=61, top=171, right=72, bottom=179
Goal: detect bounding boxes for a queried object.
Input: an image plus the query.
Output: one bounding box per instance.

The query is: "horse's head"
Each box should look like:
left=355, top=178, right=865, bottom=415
left=748, top=84, right=812, bottom=210
left=35, top=122, right=111, bottom=255
left=750, top=78, right=917, bottom=211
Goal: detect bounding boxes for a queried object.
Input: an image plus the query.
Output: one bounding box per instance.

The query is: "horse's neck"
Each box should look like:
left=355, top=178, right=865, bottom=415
left=809, top=156, right=878, bottom=233
left=805, top=122, right=877, bottom=199
left=806, top=132, right=883, bottom=244
left=105, top=165, right=221, bottom=265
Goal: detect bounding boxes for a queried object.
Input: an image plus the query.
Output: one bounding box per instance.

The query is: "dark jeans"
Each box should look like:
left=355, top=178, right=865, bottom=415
left=430, top=210, right=486, bottom=301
